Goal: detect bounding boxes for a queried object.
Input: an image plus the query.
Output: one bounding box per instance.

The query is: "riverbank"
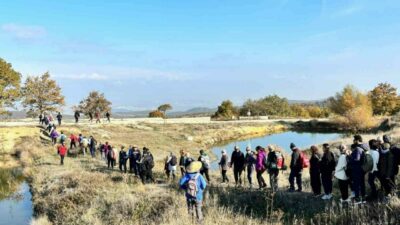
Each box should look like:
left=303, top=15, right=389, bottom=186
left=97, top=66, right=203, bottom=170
left=1, top=119, right=399, bottom=225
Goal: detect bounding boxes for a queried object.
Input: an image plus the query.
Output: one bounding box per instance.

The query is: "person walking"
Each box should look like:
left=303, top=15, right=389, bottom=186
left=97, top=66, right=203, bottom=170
left=80, top=136, right=89, bottom=156
left=198, top=150, right=211, bottom=182
left=378, top=143, right=395, bottom=201
left=179, top=150, right=187, bottom=177
left=289, top=143, right=303, bottom=192
left=139, top=148, right=155, bottom=184
left=167, top=152, right=178, bottom=181
left=106, top=111, right=111, bottom=123
left=230, top=146, right=245, bottom=186
left=367, top=139, right=380, bottom=200
left=39, top=113, right=43, bottom=124
left=219, top=149, right=230, bottom=183
left=244, top=147, right=256, bottom=188
left=95, top=112, right=101, bottom=123
left=56, top=112, right=62, bottom=126
left=309, top=145, right=322, bottom=196
left=133, top=147, right=141, bottom=176
left=89, top=136, right=97, bottom=158
left=88, top=112, right=93, bottom=123
left=50, top=128, right=59, bottom=145
left=350, top=135, right=367, bottom=204
left=335, top=144, right=350, bottom=203
left=255, top=146, right=267, bottom=189
left=57, top=142, right=67, bottom=165
left=69, top=133, right=78, bottom=149
left=320, top=143, right=336, bottom=200
left=74, top=111, right=80, bottom=123
left=383, top=135, right=400, bottom=186
left=267, top=145, right=285, bottom=192
left=119, top=146, right=128, bottom=173
left=107, top=145, right=116, bottom=169
left=179, top=161, right=207, bottom=224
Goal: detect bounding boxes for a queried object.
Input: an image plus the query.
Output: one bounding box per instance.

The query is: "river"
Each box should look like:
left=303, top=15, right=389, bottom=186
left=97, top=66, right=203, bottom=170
left=211, top=131, right=343, bottom=169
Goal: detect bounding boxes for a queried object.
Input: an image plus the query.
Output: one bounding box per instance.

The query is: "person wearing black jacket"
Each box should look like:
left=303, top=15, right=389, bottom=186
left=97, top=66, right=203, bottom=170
left=320, top=144, right=336, bottom=200
left=383, top=135, right=400, bottom=186
left=378, top=143, right=395, bottom=198
left=119, top=146, right=128, bottom=173
left=74, top=111, right=80, bottom=123
left=244, top=147, right=256, bottom=188
left=309, top=145, right=322, bottom=196
left=230, top=146, right=245, bottom=186
left=289, top=143, right=303, bottom=192
left=56, top=112, right=62, bottom=126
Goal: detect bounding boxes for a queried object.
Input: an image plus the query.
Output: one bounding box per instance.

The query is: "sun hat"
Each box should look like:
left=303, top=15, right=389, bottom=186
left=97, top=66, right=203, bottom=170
left=186, top=161, right=202, bottom=173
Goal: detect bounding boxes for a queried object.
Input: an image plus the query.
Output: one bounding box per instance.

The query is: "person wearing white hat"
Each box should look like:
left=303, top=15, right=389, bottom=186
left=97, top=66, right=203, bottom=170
left=179, top=161, right=207, bottom=223
left=219, top=149, right=230, bottom=183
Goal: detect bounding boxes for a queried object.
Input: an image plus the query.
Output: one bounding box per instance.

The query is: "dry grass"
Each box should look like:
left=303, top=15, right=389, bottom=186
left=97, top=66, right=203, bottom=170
left=3, top=122, right=400, bottom=225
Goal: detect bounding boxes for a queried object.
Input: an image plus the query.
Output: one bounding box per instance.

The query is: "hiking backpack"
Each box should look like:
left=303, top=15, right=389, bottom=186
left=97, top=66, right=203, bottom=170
left=276, top=152, right=284, bottom=169
left=201, top=155, right=210, bottom=169
left=147, top=154, right=155, bottom=169
left=186, top=174, right=200, bottom=199
left=300, top=151, right=310, bottom=169
left=170, top=155, right=178, bottom=166
left=362, top=151, right=374, bottom=173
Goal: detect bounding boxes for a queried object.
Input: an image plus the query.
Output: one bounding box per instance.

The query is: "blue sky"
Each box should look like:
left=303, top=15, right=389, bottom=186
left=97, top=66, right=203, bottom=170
left=1, top=0, right=400, bottom=111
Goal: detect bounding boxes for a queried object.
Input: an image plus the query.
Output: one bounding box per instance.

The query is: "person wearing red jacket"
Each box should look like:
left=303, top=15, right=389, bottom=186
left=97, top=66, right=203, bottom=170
left=69, top=134, right=78, bottom=149
left=58, top=143, right=67, bottom=165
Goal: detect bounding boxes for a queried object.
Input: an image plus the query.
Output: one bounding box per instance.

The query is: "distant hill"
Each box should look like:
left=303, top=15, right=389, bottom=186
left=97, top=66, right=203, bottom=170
left=112, top=107, right=216, bottom=118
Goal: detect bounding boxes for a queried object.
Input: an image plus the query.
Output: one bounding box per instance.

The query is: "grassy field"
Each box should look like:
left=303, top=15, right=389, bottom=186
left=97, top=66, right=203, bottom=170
left=1, top=121, right=400, bottom=225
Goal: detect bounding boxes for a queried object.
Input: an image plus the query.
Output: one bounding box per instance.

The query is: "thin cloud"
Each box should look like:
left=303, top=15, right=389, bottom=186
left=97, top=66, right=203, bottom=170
left=1, top=23, right=47, bottom=41
left=55, top=73, right=108, bottom=80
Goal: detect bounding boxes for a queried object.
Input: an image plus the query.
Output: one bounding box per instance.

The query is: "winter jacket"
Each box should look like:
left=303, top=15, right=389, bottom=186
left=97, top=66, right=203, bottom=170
left=390, top=145, right=400, bottom=175
left=58, top=145, right=67, bottom=156
left=179, top=172, right=207, bottom=202
left=378, top=149, right=394, bottom=178
left=219, top=154, right=229, bottom=170
left=231, top=150, right=245, bottom=171
left=309, top=153, right=321, bottom=175
left=350, top=146, right=364, bottom=169
left=50, top=130, right=59, bottom=139
left=290, top=149, right=302, bottom=171
left=119, top=150, right=128, bottom=163
left=256, top=150, right=266, bottom=171
left=69, top=134, right=78, bottom=142
left=320, top=151, right=336, bottom=175
left=198, top=154, right=210, bottom=170
left=267, top=151, right=284, bottom=172
left=334, top=154, right=348, bottom=180
left=245, top=153, right=256, bottom=171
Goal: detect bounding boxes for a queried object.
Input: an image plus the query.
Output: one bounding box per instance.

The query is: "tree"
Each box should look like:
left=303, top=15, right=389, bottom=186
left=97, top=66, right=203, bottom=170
left=328, top=85, right=375, bottom=130
left=240, top=95, right=291, bottom=117
left=21, top=72, right=65, bottom=117
left=149, top=110, right=164, bottom=118
left=0, top=58, right=21, bottom=115
left=213, top=100, right=238, bottom=120
left=369, top=83, right=399, bottom=116
left=157, top=104, right=172, bottom=117
left=78, top=91, right=112, bottom=116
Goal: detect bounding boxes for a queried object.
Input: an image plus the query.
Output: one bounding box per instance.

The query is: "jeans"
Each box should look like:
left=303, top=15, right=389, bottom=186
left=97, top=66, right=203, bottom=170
left=221, top=170, right=229, bottom=183
left=289, top=169, right=302, bottom=191
left=352, top=167, right=365, bottom=199
left=368, top=171, right=379, bottom=198
left=269, top=169, right=279, bottom=192
left=379, top=175, right=394, bottom=196
left=256, top=169, right=267, bottom=188
left=90, top=147, right=96, bottom=157
left=119, top=161, right=127, bottom=173
left=310, top=170, right=321, bottom=195
left=187, top=199, right=203, bottom=223
left=321, top=172, right=333, bottom=195
left=338, top=179, right=349, bottom=200
left=70, top=141, right=76, bottom=149
left=247, top=166, right=253, bottom=185
left=233, top=168, right=243, bottom=185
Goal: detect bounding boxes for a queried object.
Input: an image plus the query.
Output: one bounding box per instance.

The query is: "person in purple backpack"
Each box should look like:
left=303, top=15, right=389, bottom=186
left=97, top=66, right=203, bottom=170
left=50, top=128, right=59, bottom=145
left=179, top=161, right=207, bottom=223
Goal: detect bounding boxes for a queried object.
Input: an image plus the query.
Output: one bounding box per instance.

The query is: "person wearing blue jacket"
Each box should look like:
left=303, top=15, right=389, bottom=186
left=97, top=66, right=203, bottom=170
left=179, top=161, right=207, bottom=223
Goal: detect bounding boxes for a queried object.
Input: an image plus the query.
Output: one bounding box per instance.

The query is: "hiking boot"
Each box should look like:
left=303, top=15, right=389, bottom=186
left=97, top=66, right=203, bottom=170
left=321, top=194, right=328, bottom=200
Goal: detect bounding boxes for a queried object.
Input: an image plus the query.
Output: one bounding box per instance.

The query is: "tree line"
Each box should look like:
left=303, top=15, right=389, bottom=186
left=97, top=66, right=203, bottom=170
left=213, top=84, right=400, bottom=130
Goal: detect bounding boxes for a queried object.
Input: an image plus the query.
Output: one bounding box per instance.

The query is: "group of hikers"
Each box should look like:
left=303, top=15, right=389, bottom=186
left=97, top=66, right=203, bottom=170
left=38, top=111, right=112, bottom=127
left=73, top=111, right=112, bottom=124
left=45, top=120, right=399, bottom=223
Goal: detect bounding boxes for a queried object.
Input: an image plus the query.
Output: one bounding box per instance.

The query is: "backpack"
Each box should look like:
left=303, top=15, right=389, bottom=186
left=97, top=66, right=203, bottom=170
left=147, top=154, right=155, bottom=169
left=276, top=152, right=284, bottom=169
left=361, top=151, right=374, bottom=173
left=170, top=155, right=178, bottom=166
left=300, top=151, right=309, bottom=169
left=201, top=155, right=210, bottom=169
left=186, top=174, right=200, bottom=199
